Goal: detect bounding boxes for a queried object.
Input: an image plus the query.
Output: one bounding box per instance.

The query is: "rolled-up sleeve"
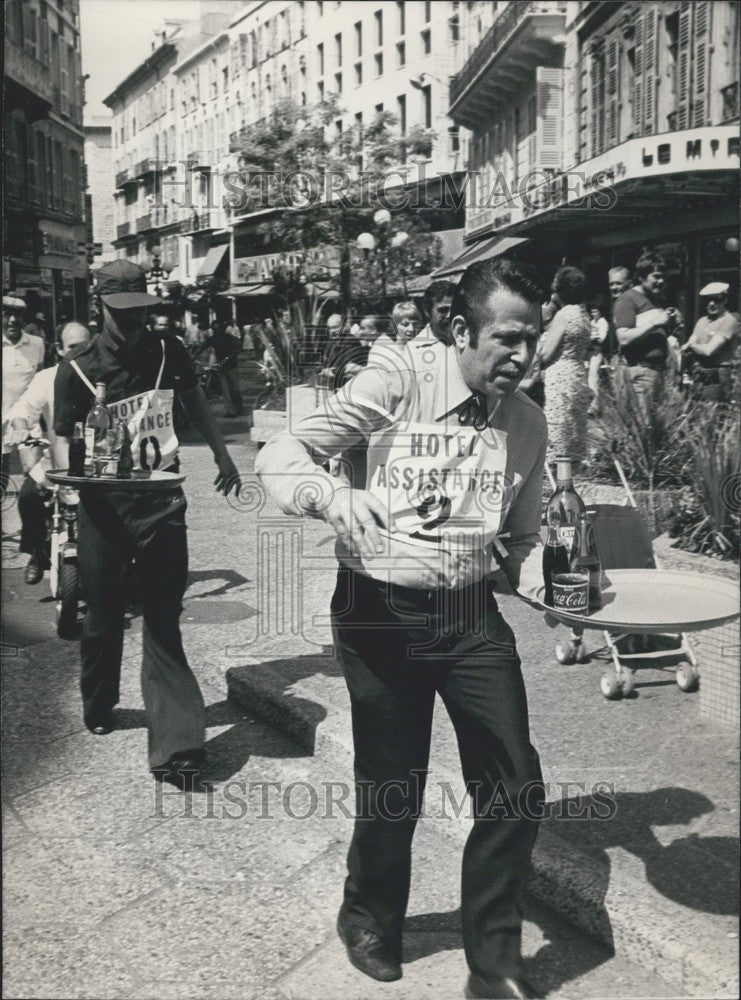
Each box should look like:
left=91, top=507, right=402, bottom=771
left=255, top=366, right=406, bottom=517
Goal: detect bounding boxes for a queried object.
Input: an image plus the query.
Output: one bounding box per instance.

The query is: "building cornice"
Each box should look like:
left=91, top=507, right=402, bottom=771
left=103, top=43, right=177, bottom=108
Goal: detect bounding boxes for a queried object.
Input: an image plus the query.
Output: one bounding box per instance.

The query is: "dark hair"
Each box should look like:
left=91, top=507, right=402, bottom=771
left=450, top=258, right=545, bottom=347
left=553, top=266, right=586, bottom=305
left=425, top=280, right=456, bottom=307
left=634, top=251, right=666, bottom=281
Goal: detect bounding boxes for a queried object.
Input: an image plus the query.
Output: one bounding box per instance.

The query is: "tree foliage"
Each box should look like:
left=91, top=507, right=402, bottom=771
left=228, top=95, right=441, bottom=309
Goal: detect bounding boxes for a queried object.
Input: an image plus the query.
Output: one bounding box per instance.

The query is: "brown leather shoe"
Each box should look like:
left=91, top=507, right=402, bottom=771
left=465, top=974, right=541, bottom=999
left=336, top=907, right=402, bottom=982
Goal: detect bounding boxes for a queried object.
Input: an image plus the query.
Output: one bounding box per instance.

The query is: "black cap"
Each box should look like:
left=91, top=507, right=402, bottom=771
left=96, top=260, right=161, bottom=309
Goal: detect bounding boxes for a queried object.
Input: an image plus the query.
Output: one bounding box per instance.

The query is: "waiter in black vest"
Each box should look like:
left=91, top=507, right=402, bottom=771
left=54, top=261, right=241, bottom=788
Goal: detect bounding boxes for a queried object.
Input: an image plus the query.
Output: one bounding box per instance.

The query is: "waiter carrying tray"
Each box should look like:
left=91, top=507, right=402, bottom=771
left=256, top=259, right=547, bottom=1000
left=53, top=261, right=241, bottom=788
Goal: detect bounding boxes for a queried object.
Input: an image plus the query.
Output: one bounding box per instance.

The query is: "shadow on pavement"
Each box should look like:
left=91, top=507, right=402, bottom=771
left=401, top=903, right=614, bottom=996
left=547, top=786, right=739, bottom=917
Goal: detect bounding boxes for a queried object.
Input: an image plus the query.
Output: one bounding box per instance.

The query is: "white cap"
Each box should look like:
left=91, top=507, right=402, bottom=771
left=699, top=282, right=729, bottom=297
left=2, top=295, right=26, bottom=309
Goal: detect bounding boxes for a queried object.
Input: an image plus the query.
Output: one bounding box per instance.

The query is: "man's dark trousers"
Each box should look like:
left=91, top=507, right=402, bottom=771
left=18, top=476, right=48, bottom=555
left=77, top=489, right=205, bottom=768
left=331, top=568, right=544, bottom=987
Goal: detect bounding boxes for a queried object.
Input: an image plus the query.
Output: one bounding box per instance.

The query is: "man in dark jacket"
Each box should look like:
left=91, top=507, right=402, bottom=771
left=54, top=261, right=241, bottom=788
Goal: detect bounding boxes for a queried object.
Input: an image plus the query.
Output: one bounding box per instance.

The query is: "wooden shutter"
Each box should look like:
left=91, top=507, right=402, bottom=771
left=28, top=125, right=40, bottom=204
left=536, top=66, right=563, bottom=170
left=605, top=34, right=619, bottom=148
left=590, top=50, right=605, bottom=157
left=633, top=11, right=644, bottom=132
left=642, top=8, right=657, bottom=135
left=692, top=1, right=711, bottom=126
left=677, top=1, right=691, bottom=129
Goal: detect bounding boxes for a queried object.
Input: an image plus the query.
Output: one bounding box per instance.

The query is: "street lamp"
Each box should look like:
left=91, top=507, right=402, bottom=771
left=356, top=219, right=410, bottom=302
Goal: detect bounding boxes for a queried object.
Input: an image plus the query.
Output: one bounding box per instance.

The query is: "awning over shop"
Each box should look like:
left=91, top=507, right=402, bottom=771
left=196, top=244, right=229, bottom=283
left=168, top=265, right=182, bottom=282
left=431, top=236, right=529, bottom=280
left=218, top=283, right=274, bottom=297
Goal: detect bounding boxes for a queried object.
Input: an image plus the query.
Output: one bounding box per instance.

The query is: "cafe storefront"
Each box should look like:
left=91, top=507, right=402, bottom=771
left=499, top=125, right=739, bottom=325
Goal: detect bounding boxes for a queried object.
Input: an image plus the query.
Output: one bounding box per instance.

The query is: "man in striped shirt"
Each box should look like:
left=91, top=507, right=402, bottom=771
left=257, top=258, right=547, bottom=1000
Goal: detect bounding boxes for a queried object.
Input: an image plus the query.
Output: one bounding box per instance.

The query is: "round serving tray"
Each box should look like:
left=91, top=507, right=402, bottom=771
left=536, top=568, right=739, bottom=634
left=47, top=469, right=185, bottom=492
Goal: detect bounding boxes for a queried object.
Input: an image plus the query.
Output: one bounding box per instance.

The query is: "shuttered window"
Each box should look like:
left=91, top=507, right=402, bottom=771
left=692, top=1, right=711, bottom=126
left=536, top=66, right=563, bottom=170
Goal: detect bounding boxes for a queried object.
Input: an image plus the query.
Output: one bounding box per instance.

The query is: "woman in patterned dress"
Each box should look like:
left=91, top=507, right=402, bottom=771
left=538, top=266, right=592, bottom=463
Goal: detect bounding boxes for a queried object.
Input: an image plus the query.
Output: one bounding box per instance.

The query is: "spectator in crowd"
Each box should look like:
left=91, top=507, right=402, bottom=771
left=538, top=266, right=592, bottom=462
left=149, top=310, right=176, bottom=341
left=587, top=302, right=610, bottom=416
left=241, top=323, right=256, bottom=358
left=184, top=317, right=204, bottom=349
left=409, top=281, right=455, bottom=349
left=613, top=252, right=683, bottom=411
left=88, top=319, right=100, bottom=339
left=519, top=294, right=557, bottom=409
left=391, top=300, right=422, bottom=346
left=366, top=303, right=422, bottom=370
left=606, top=266, right=631, bottom=360
left=225, top=318, right=241, bottom=343
left=5, top=322, right=90, bottom=584
left=682, top=282, right=741, bottom=402
left=193, top=320, right=244, bottom=417
left=23, top=311, right=46, bottom=342
left=3, top=295, right=45, bottom=487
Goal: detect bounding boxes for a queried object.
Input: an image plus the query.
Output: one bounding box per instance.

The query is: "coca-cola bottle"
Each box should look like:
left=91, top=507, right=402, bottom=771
left=545, top=456, right=585, bottom=556
left=84, top=382, right=111, bottom=477
left=571, top=511, right=602, bottom=610
left=68, top=421, right=86, bottom=477
left=542, top=513, right=570, bottom=605
left=117, top=422, right=134, bottom=479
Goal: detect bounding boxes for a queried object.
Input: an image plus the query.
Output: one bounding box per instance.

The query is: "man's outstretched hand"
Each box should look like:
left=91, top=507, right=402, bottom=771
left=320, top=487, right=394, bottom=561
left=213, top=452, right=241, bottom=496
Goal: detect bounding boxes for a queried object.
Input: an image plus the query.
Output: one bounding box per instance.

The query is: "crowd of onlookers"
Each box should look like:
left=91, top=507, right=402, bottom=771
left=4, top=250, right=738, bottom=485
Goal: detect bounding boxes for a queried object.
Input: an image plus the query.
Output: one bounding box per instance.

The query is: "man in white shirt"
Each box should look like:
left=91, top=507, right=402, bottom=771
left=6, top=322, right=90, bottom=583
left=257, top=258, right=546, bottom=1000
left=407, top=281, right=455, bottom=350
left=2, top=295, right=45, bottom=494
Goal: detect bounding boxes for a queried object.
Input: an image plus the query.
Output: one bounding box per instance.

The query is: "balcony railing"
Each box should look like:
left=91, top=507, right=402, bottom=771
left=136, top=213, right=152, bottom=233
left=180, top=211, right=214, bottom=234
left=133, top=157, right=157, bottom=179
left=450, top=1, right=566, bottom=109
left=115, top=168, right=130, bottom=188
left=116, top=222, right=131, bottom=239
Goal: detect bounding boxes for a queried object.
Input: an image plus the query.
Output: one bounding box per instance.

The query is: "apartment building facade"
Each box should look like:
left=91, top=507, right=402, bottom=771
left=4, top=0, right=88, bottom=326
left=224, top=0, right=472, bottom=307
left=445, top=0, right=740, bottom=322
left=83, top=116, right=115, bottom=263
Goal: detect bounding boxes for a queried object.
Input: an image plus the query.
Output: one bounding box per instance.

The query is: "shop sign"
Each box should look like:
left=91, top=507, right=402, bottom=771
left=235, top=246, right=339, bottom=283
left=522, top=125, right=739, bottom=220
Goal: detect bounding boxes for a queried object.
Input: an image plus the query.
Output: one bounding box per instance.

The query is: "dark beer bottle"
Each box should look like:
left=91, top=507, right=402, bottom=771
left=117, top=422, right=134, bottom=479
left=68, top=421, right=86, bottom=477
left=545, top=456, right=585, bottom=556
left=571, top=511, right=602, bottom=610
left=543, top=514, right=570, bottom=605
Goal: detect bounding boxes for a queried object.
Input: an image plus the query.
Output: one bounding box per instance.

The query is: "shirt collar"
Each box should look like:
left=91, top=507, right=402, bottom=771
left=433, top=345, right=483, bottom=422
left=3, top=331, right=31, bottom=348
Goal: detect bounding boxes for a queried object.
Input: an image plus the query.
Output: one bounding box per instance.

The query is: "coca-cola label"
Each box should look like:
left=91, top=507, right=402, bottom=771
left=558, top=525, right=576, bottom=547
left=551, top=575, right=589, bottom=613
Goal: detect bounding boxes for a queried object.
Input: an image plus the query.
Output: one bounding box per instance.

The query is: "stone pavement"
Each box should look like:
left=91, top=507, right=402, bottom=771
left=1, top=432, right=738, bottom=998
